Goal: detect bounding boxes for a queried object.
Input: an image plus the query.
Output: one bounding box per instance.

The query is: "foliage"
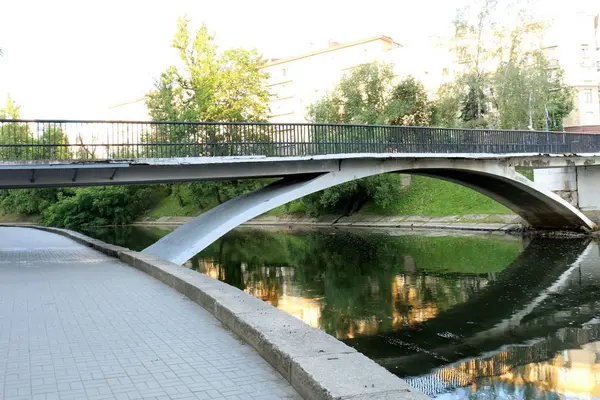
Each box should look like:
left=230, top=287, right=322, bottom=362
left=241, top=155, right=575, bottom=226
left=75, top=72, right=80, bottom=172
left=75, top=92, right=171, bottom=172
left=145, top=17, right=271, bottom=157
left=0, top=189, right=61, bottom=215
left=187, top=179, right=270, bottom=207
left=307, top=63, right=395, bottom=124
left=302, top=174, right=401, bottom=216
left=0, top=96, right=35, bottom=160
left=430, top=83, right=462, bottom=127
left=42, top=186, right=161, bottom=228
left=306, top=63, right=417, bottom=216
left=386, top=76, right=432, bottom=126
left=448, top=2, right=574, bottom=130
left=144, top=17, right=273, bottom=210
left=491, top=49, right=573, bottom=130
left=461, top=83, right=488, bottom=123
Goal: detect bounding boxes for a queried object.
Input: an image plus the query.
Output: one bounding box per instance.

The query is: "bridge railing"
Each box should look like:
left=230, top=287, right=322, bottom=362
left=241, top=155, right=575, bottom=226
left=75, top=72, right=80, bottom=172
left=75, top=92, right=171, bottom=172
left=0, top=119, right=598, bottom=161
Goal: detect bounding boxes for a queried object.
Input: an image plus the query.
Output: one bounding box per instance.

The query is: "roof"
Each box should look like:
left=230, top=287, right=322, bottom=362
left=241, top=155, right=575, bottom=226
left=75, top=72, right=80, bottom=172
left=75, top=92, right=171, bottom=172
left=264, top=35, right=401, bottom=67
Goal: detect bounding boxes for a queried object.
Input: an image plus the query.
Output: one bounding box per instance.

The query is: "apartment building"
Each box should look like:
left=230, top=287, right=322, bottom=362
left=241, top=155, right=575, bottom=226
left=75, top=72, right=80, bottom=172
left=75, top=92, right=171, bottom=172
left=543, top=12, right=600, bottom=131
left=262, top=36, right=454, bottom=123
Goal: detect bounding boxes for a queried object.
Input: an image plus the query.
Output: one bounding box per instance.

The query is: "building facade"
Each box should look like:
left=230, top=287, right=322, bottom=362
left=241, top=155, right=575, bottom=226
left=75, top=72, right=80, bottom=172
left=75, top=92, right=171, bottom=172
left=261, top=36, right=454, bottom=123
left=543, top=12, right=600, bottom=130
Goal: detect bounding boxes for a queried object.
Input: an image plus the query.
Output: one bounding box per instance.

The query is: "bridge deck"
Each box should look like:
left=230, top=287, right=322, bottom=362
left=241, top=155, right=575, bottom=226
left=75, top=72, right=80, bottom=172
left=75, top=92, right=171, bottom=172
left=0, top=227, right=299, bottom=400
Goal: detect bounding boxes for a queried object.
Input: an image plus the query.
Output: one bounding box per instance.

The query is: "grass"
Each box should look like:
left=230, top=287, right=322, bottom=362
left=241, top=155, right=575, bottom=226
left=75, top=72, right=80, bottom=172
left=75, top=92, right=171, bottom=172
left=360, top=175, right=512, bottom=216
left=266, top=200, right=307, bottom=216
left=0, top=212, right=41, bottom=223
left=143, top=193, right=202, bottom=220
left=141, top=175, right=513, bottom=221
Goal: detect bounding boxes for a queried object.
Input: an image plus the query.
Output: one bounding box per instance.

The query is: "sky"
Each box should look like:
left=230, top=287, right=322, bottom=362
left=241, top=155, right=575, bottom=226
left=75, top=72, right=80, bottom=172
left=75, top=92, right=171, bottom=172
left=0, top=0, right=598, bottom=119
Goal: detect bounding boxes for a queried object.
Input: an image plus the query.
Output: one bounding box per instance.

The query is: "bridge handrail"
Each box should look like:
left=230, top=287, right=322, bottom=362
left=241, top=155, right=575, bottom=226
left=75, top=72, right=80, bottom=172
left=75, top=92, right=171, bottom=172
left=0, top=118, right=592, bottom=133
left=0, top=119, right=597, bottom=161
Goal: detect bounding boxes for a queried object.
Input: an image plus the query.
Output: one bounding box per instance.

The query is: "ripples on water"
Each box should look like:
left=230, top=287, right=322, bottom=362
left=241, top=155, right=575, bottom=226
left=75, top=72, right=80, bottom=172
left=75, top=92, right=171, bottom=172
left=83, top=226, right=600, bottom=399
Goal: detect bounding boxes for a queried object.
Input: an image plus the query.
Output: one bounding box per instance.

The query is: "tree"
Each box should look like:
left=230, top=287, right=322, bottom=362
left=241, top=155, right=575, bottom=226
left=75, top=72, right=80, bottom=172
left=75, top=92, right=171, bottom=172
left=386, top=76, right=433, bottom=126
left=38, top=127, right=72, bottom=160
left=460, top=82, right=488, bottom=127
left=490, top=22, right=574, bottom=130
left=146, top=17, right=271, bottom=157
left=306, top=63, right=423, bottom=215
left=145, top=17, right=273, bottom=211
left=431, top=83, right=462, bottom=127
left=307, top=63, right=394, bottom=124
left=452, top=0, right=497, bottom=123
left=0, top=95, right=34, bottom=160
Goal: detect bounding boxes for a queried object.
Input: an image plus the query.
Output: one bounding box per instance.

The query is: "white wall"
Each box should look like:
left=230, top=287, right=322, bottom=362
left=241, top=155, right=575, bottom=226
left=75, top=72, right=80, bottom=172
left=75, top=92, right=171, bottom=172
left=577, top=166, right=600, bottom=210
left=533, top=167, right=578, bottom=191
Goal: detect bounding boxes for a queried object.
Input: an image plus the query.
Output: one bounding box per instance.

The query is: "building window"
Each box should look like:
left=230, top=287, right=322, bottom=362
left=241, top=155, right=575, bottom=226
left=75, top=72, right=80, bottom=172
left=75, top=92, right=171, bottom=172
left=582, top=44, right=589, bottom=58
left=585, top=89, right=593, bottom=104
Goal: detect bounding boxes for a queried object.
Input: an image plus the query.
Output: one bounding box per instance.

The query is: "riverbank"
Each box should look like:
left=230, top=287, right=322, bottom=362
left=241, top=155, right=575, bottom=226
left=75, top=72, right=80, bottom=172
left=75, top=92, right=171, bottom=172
left=134, top=213, right=526, bottom=233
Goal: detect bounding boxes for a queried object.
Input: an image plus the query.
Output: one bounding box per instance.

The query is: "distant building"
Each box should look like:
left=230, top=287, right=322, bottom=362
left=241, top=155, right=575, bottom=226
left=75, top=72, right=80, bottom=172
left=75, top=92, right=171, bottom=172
left=261, top=36, right=454, bottom=123
left=543, top=12, right=600, bottom=131
left=262, top=36, right=401, bottom=123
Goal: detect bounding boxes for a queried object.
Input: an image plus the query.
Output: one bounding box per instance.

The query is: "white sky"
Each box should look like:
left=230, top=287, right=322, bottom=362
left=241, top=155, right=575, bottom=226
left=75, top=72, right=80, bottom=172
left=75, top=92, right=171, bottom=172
left=0, top=0, right=598, bottom=119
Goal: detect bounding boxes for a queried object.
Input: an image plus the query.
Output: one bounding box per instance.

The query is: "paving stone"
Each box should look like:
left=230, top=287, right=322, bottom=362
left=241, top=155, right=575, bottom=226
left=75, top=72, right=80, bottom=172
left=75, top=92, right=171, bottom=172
left=0, top=227, right=300, bottom=400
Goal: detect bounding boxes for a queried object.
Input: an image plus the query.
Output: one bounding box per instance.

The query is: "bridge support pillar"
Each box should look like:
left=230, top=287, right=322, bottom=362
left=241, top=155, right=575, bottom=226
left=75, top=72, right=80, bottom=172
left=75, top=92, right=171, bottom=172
left=533, top=168, right=579, bottom=207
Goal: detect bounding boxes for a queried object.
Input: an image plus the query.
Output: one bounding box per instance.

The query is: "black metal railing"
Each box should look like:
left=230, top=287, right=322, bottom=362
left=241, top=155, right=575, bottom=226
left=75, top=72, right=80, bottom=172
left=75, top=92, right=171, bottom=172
left=0, top=119, right=598, bottom=162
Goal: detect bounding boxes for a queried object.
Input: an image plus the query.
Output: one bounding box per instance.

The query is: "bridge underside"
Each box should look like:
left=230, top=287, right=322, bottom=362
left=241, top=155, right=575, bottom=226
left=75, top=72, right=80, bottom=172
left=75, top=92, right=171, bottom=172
left=142, top=158, right=595, bottom=265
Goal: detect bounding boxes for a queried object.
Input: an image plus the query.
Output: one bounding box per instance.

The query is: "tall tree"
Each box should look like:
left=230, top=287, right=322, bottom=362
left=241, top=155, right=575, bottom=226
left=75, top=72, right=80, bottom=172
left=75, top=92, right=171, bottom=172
left=308, top=63, right=395, bottom=124
left=431, top=83, right=462, bottom=127
left=145, top=17, right=272, bottom=209
left=305, top=63, right=432, bottom=215
left=0, top=96, right=34, bottom=160
left=386, top=76, right=432, bottom=126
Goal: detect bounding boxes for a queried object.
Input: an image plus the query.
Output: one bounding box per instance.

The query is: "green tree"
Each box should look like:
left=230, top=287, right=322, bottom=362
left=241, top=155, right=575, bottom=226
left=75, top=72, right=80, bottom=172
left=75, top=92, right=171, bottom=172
left=306, top=63, right=423, bottom=215
left=386, top=76, right=433, bottom=126
left=431, top=83, right=462, bottom=127
left=146, top=18, right=271, bottom=157
left=460, top=83, right=488, bottom=127
left=37, top=126, right=72, bottom=160
left=0, top=95, right=34, bottom=160
left=307, top=63, right=395, bottom=124
left=145, top=17, right=273, bottom=213
left=490, top=22, right=574, bottom=131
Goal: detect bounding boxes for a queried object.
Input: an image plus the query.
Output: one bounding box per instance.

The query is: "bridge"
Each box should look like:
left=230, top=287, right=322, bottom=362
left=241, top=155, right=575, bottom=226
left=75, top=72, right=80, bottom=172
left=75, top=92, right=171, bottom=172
left=2, top=119, right=600, bottom=264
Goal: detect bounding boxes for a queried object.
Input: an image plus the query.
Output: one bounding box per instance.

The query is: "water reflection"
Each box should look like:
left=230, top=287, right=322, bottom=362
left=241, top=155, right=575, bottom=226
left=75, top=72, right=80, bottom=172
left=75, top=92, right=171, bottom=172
left=83, top=226, right=600, bottom=398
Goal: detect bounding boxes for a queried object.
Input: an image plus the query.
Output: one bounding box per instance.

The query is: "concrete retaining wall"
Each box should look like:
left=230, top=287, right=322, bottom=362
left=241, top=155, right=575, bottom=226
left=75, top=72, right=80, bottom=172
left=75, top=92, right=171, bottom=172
left=20, top=225, right=428, bottom=400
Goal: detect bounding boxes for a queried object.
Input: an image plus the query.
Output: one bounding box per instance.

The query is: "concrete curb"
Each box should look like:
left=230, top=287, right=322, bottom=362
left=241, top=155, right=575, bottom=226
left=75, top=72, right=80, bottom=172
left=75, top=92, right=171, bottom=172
left=134, top=214, right=525, bottom=233
left=16, top=225, right=429, bottom=400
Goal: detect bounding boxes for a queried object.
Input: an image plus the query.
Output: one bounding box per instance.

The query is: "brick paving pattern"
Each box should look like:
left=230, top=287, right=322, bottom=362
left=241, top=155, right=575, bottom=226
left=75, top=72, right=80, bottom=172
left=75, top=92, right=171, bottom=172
left=0, top=227, right=300, bottom=400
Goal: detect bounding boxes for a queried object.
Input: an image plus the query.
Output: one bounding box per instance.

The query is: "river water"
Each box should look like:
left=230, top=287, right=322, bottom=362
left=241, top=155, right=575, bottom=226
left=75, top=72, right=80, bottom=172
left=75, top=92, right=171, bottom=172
left=82, top=226, right=600, bottom=399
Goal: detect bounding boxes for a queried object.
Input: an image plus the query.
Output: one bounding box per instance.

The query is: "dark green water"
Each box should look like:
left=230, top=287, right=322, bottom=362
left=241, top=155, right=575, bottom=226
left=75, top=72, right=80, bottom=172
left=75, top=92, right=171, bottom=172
left=82, top=226, right=600, bottom=399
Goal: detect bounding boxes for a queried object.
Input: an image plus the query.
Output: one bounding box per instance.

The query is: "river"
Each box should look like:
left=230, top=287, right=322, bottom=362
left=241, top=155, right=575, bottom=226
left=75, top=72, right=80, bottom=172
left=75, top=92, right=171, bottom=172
left=81, top=225, right=600, bottom=399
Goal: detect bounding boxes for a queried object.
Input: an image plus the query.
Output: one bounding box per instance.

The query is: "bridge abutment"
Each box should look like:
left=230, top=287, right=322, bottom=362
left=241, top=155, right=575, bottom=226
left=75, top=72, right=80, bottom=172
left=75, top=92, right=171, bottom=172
left=534, top=166, right=600, bottom=216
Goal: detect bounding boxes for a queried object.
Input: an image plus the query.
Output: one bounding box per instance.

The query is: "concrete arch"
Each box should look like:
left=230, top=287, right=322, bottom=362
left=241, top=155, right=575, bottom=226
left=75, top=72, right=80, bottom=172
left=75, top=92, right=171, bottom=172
left=143, top=158, right=595, bottom=265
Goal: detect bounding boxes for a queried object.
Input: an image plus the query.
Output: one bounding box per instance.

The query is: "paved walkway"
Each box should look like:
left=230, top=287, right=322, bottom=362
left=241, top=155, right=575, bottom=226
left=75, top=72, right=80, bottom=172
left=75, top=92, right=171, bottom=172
left=0, top=227, right=300, bottom=400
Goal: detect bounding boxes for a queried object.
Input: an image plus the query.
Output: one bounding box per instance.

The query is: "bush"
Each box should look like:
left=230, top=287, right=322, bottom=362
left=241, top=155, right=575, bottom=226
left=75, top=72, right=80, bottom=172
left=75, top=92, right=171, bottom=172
left=0, top=189, right=62, bottom=215
left=42, top=186, right=161, bottom=228
left=302, top=174, right=402, bottom=216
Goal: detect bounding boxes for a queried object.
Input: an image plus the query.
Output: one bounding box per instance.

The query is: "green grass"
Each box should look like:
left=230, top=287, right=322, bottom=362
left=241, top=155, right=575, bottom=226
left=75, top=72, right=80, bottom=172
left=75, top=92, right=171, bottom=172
left=517, top=169, right=534, bottom=180
left=360, top=175, right=511, bottom=216
left=143, top=193, right=202, bottom=219
left=0, top=212, right=41, bottom=223
left=142, top=175, right=513, bottom=221
left=266, top=200, right=307, bottom=216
